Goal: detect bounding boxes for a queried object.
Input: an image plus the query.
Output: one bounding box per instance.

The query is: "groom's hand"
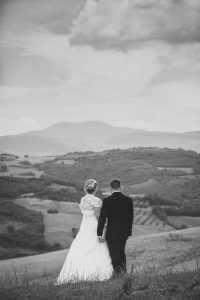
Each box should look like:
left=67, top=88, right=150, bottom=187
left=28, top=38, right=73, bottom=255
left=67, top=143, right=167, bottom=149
left=98, top=236, right=105, bottom=243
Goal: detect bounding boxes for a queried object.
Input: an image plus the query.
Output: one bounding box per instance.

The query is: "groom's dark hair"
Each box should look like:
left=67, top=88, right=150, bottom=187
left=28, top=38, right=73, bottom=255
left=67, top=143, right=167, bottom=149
left=110, top=178, right=121, bottom=190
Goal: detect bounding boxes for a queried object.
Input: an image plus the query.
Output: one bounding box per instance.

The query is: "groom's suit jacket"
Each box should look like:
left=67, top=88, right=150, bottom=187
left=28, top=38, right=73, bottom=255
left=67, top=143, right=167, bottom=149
left=97, top=192, right=134, bottom=240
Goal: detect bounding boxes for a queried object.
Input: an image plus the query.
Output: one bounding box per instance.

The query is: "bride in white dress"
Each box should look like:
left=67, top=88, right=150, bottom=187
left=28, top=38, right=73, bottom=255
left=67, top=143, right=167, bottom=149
left=56, top=179, right=113, bottom=283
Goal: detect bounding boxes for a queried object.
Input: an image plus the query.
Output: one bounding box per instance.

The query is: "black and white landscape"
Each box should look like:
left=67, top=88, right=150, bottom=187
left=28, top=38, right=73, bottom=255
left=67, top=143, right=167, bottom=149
left=1, top=0, right=200, bottom=299
left=0, top=121, right=200, bottom=155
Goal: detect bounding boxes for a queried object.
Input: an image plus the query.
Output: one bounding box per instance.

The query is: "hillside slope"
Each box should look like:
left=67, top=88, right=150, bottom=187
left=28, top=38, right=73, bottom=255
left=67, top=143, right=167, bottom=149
left=1, top=227, right=200, bottom=282
left=14, top=198, right=173, bottom=248
left=126, top=227, right=200, bottom=273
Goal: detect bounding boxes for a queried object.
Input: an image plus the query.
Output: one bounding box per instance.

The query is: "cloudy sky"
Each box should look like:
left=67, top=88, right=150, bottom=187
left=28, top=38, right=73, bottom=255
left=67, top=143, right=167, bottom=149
left=0, top=0, right=200, bottom=135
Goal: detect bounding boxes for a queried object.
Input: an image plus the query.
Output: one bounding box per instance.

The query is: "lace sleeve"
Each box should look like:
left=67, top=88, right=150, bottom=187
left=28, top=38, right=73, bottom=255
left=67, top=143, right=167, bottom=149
left=92, top=197, right=102, bottom=208
left=79, top=197, right=89, bottom=210
left=79, top=196, right=94, bottom=216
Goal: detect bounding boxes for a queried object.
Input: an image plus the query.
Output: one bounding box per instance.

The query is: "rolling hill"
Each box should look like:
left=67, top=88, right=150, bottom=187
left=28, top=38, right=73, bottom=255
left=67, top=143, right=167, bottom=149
left=13, top=198, right=173, bottom=249
left=0, top=227, right=200, bottom=283
left=0, top=121, right=199, bottom=155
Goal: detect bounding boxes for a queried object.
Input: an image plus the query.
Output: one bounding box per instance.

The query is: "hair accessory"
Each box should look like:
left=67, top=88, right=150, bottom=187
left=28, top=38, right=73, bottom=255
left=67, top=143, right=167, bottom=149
left=85, top=179, right=97, bottom=190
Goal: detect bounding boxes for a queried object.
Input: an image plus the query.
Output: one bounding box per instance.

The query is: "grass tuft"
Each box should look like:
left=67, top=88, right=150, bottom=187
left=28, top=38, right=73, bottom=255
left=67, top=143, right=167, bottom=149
left=1, top=263, right=200, bottom=300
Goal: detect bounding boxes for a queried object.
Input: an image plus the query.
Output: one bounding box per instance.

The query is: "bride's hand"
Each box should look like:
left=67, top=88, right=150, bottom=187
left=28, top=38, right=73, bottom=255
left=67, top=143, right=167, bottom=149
left=98, top=236, right=105, bottom=243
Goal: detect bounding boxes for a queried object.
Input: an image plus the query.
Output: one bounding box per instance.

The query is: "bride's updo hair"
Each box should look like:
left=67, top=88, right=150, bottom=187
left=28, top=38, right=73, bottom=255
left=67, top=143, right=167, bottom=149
left=84, top=179, right=98, bottom=194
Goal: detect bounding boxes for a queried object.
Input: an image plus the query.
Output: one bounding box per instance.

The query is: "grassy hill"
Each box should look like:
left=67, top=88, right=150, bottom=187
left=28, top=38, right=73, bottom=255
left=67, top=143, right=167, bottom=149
left=39, top=148, right=200, bottom=208
left=126, top=227, right=200, bottom=273
left=14, top=198, right=173, bottom=248
left=0, top=176, right=82, bottom=259
left=1, top=147, right=200, bottom=260
left=2, top=147, right=200, bottom=204
left=1, top=227, right=199, bottom=282
left=14, top=198, right=82, bottom=248
left=1, top=148, right=200, bottom=299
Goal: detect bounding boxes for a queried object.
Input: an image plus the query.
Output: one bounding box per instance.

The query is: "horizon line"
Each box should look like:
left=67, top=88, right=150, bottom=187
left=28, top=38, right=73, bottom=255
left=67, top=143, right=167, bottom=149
left=0, top=120, right=200, bottom=138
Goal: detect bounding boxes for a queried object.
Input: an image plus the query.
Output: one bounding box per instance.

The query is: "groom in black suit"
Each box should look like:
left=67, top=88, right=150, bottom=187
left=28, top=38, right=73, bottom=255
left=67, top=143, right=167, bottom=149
left=97, top=179, right=134, bottom=276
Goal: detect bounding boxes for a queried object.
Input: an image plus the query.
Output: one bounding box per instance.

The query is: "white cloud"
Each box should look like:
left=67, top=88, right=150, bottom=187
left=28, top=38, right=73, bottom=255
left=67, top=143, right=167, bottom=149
left=1, top=35, right=200, bottom=133
left=0, top=86, right=27, bottom=98
left=1, top=0, right=85, bottom=35
left=1, top=0, right=200, bottom=135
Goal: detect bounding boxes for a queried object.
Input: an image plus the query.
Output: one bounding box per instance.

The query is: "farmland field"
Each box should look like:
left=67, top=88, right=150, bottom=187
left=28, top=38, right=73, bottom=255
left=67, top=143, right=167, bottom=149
left=157, top=167, right=194, bottom=174
left=0, top=166, right=44, bottom=178
left=1, top=147, right=200, bottom=261
left=15, top=198, right=82, bottom=248
left=39, top=148, right=200, bottom=204
left=15, top=197, right=174, bottom=248
left=168, top=216, right=200, bottom=228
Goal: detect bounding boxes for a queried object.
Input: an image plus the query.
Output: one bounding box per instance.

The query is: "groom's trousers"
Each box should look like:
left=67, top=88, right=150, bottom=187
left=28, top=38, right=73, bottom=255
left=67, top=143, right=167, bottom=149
left=107, top=238, right=127, bottom=275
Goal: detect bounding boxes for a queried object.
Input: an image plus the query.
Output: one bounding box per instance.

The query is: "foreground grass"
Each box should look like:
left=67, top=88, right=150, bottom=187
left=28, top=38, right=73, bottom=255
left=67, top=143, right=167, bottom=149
left=1, top=264, right=200, bottom=300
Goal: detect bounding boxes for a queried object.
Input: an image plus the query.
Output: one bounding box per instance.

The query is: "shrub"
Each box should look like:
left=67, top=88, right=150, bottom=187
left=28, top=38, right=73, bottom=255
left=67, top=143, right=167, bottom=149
left=177, top=224, right=188, bottom=230
left=0, top=197, right=48, bottom=259
left=34, top=188, right=82, bottom=202
left=137, top=194, right=179, bottom=207
left=72, top=228, right=79, bottom=238
left=47, top=208, right=58, bottom=214
left=19, top=172, right=35, bottom=176
left=0, top=177, right=50, bottom=199
left=35, top=240, right=51, bottom=251
left=7, top=225, right=15, bottom=233
left=50, top=243, right=62, bottom=251
left=19, top=160, right=31, bottom=166
left=152, top=206, right=167, bottom=222
left=164, top=206, right=200, bottom=217
left=0, top=164, right=7, bottom=171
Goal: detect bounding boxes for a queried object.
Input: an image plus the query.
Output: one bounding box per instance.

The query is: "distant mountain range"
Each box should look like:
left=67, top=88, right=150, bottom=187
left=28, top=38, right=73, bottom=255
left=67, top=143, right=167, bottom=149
left=0, top=121, right=199, bottom=155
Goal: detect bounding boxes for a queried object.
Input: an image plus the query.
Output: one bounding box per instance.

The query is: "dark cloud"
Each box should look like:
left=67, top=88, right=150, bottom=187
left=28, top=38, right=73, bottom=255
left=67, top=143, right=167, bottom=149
left=1, top=0, right=86, bottom=34
left=0, top=0, right=86, bottom=87
left=70, top=0, right=200, bottom=49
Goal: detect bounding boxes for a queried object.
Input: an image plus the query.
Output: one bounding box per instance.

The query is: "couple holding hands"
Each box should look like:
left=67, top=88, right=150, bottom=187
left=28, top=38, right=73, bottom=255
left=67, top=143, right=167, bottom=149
left=57, top=178, right=134, bottom=283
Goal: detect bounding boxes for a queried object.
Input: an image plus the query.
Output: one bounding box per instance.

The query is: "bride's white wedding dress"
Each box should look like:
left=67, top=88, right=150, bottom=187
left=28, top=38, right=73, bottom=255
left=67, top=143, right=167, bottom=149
left=56, top=194, right=113, bottom=283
